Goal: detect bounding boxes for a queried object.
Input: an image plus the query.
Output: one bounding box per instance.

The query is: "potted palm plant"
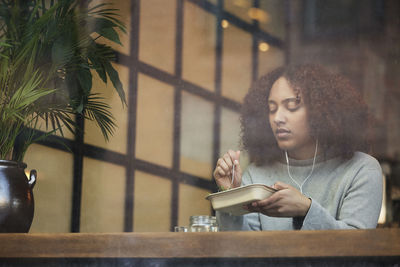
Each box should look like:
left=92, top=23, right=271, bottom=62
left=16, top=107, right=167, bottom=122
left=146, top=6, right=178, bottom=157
left=0, top=0, right=126, bottom=232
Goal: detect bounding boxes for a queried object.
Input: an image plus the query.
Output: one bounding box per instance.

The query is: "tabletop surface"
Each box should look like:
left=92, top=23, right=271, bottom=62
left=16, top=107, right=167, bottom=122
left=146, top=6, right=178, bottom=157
left=0, top=228, right=400, bottom=258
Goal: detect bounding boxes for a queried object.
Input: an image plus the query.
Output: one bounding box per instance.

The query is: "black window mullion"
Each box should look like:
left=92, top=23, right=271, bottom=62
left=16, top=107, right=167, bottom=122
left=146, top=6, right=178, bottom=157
left=212, top=0, right=224, bottom=195
left=252, top=0, right=260, bottom=82
left=70, top=114, right=84, bottom=232
left=70, top=0, right=91, bottom=234
left=171, top=0, right=184, bottom=231
left=124, top=0, right=141, bottom=232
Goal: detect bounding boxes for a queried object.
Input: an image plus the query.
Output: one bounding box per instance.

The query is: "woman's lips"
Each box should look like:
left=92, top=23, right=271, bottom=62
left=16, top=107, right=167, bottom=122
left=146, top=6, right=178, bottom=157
left=275, top=128, right=291, bottom=139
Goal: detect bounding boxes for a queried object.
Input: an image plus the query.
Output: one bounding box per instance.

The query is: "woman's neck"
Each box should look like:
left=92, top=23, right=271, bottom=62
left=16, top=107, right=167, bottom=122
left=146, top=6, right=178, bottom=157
left=287, top=140, right=319, bottom=160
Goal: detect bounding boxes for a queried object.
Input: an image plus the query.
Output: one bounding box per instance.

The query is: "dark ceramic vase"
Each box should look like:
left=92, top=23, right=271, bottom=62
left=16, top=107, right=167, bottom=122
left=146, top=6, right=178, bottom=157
left=0, top=160, right=36, bottom=232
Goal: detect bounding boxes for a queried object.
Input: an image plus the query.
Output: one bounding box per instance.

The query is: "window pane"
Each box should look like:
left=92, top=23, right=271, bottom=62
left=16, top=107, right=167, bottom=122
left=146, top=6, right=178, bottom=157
left=84, top=64, right=129, bottom=154
left=220, top=108, right=241, bottom=153
left=220, top=107, right=250, bottom=171
left=258, top=45, right=285, bottom=78
left=25, top=144, right=73, bottom=233
left=178, top=183, right=211, bottom=227
left=222, top=25, right=252, bottom=102
left=182, top=1, right=216, bottom=91
left=135, top=74, right=174, bottom=168
left=180, top=92, right=214, bottom=179
left=139, top=0, right=176, bottom=73
left=80, top=158, right=125, bottom=232
left=134, top=171, right=172, bottom=232
left=259, top=0, right=286, bottom=40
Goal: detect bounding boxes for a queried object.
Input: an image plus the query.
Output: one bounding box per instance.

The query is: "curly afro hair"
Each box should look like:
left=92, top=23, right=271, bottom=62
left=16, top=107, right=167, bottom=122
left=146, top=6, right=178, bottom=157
left=241, top=64, right=372, bottom=165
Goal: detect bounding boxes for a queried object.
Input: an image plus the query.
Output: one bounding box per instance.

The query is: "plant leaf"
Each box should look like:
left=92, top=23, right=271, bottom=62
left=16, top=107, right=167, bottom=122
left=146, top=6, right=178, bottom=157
left=51, top=36, right=74, bottom=67
left=97, top=26, right=121, bottom=45
left=103, top=61, right=126, bottom=105
left=77, top=67, right=92, bottom=94
left=84, top=94, right=116, bottom=141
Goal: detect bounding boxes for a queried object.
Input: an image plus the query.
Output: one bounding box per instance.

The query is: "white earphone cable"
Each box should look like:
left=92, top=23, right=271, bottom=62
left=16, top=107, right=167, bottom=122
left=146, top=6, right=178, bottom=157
left=284, top=140, right=318, bottom=194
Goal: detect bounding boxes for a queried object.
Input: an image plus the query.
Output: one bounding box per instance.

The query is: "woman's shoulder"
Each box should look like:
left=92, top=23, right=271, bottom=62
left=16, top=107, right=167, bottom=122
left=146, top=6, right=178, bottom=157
left=341, top=152, right=383, bottom=191
left=321, top=151, right=381, bottom=179
left=346, top=152, right=381, bottom=171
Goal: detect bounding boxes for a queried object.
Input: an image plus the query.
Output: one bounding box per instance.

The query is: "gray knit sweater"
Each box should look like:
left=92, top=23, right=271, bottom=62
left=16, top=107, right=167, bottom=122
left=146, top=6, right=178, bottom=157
left=217, top=152, right=383, bottom=230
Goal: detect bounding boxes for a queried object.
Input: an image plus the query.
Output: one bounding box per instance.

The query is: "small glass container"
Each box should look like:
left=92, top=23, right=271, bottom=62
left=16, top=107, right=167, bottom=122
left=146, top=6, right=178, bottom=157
left=189, top=215, right=219, bottom=232
left=174, top=226, right=188, bottom=232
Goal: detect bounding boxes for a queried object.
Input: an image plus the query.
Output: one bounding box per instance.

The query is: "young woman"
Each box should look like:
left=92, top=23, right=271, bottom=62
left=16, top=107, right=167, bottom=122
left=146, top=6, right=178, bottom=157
left=213, top=64, right=383, bottom=230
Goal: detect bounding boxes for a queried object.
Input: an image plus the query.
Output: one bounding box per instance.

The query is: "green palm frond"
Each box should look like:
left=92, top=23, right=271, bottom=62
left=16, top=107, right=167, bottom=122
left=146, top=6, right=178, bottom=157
left=83, top=93, right=116, bottom=141
left=0, top=59, right=61, bottom=159
left=0, top=0, right=126, bottom=161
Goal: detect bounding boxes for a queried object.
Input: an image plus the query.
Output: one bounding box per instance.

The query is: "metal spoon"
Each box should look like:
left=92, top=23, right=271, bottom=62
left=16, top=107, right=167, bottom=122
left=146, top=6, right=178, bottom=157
left=231, top=163, right=235, bottom=186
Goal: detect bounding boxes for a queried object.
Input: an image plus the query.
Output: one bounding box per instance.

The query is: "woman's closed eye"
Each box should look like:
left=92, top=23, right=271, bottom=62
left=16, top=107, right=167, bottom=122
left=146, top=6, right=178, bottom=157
left=268, top=98, right=301, bottom=113
left=285, top=98, right=301, bottom=111
left=268, top=102, right=277, bottom=113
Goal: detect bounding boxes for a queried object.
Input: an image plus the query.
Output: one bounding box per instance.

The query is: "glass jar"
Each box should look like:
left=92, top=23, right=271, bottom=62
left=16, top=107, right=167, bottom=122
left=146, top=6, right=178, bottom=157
left=174, top=226, right=188, bottom=232
left=189, top=215, right=219, bottom=232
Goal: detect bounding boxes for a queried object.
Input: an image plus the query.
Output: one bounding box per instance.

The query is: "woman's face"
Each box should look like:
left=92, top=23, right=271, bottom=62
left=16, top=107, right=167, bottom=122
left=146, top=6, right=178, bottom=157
left=268, top=77, right=316, bottom=159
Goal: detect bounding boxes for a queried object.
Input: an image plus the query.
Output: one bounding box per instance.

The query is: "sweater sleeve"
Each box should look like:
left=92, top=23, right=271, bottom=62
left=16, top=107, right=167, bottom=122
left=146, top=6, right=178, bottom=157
left=301, top=166, right=383, bottom=230
left=217, top=167, right=262, bottom=231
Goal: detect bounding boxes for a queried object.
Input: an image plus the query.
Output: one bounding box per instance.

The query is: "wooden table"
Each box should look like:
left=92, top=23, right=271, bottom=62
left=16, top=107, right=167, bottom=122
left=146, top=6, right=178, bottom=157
left=0, top=229, right=399, bottom=266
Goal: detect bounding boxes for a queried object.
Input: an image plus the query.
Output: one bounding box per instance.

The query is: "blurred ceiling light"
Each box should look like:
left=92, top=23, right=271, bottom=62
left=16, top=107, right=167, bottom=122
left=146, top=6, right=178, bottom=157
left=221, top=19, right=229, bottom=28
left=248, top=8, right=269, bottom=23
left=258, top=42, right=270, bottom=52
left=234, top=0, right=251, bottom=8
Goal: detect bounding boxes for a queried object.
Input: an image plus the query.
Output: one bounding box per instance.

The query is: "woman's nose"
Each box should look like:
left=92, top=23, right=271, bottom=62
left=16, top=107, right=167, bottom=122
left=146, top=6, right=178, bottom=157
left=273, top=108, right=286, bottom=125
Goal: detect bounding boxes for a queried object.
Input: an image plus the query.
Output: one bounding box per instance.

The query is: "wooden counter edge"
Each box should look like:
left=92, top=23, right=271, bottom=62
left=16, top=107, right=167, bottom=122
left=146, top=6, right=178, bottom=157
left=0, top=229, right=399, bottom=258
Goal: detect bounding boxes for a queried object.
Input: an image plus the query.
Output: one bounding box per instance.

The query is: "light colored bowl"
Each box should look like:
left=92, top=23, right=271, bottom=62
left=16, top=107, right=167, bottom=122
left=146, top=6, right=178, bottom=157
left=206, top=184, right=277, bottom=216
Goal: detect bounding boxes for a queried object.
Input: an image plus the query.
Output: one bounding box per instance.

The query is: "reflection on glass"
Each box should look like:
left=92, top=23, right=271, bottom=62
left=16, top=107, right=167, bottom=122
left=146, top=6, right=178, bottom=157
left=139, top=0, right=176, bottom=73
left=180, top=92, right=214, bottom=179
left=11, top=0, right=397, bottom=235
left=135, top=74, right=174, bottom=168
left=25, top=144, right=73, bottom=233
left=134, top=171, right=172, bottom=232
left=222, top=25, right=252, bottom=102
left=80, top=158, right=125, bottom=232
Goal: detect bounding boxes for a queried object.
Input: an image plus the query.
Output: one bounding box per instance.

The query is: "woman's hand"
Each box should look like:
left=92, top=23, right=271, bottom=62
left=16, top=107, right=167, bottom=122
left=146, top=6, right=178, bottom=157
left=246, top=181, right=311, bottom=217
left=213, top=150, right=242, bottom=190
